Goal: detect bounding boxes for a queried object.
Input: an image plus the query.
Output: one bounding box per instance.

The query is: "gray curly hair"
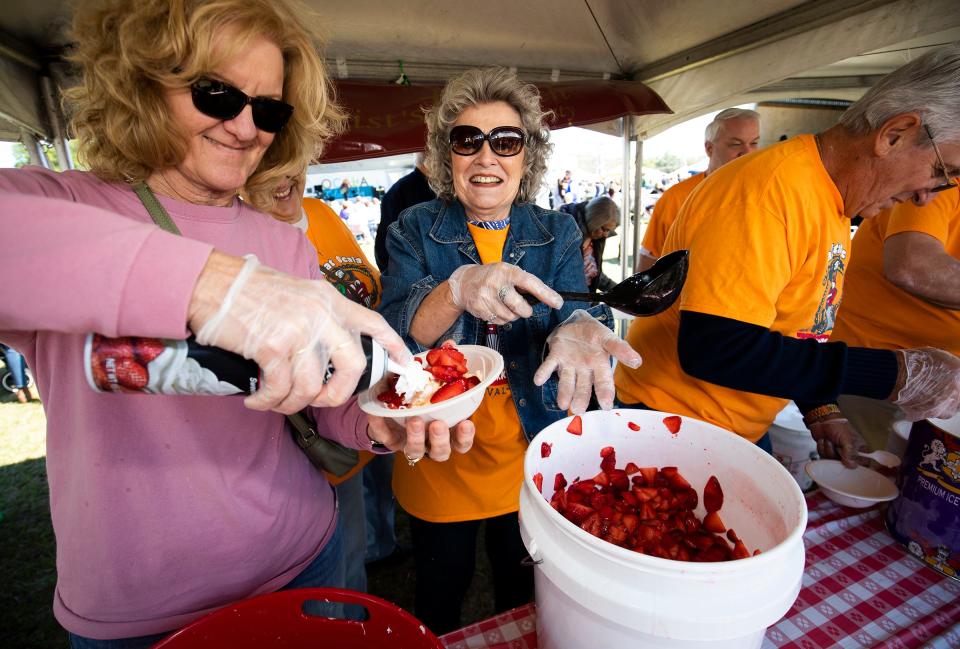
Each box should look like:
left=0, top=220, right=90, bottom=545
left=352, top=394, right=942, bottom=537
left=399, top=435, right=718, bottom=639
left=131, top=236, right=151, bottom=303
left=423, top=67, right=552, bottom=203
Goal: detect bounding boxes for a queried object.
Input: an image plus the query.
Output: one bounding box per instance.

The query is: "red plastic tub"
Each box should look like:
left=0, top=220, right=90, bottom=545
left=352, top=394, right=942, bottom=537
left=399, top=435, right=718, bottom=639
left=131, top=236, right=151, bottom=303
left=152, top=588, right=443, bottom=649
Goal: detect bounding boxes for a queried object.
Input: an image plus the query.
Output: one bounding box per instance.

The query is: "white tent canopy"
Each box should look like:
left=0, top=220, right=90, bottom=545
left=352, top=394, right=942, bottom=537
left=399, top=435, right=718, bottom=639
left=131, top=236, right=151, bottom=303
left=2, top=0, right=958, bottom=143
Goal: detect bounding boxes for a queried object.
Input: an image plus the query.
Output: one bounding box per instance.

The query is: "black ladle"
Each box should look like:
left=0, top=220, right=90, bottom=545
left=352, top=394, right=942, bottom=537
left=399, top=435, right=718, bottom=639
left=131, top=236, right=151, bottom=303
left=524, top=249, right=689, bottom=317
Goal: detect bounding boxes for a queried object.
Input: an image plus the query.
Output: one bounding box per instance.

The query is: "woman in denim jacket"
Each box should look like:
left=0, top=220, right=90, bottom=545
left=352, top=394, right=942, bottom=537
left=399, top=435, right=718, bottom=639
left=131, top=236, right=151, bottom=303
left=378, top=67, right=642, bottom=634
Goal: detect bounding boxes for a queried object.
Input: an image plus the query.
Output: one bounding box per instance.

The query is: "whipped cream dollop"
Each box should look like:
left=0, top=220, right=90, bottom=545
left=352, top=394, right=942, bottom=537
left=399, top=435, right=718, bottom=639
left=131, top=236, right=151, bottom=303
left=394, top=360, right=436, bottom=405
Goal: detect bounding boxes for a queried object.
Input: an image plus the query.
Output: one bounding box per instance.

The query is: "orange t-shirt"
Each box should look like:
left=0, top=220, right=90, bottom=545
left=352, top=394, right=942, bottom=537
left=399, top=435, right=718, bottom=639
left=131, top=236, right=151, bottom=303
left=615, top=135, right=851, bottom=441
left=642, top=173, right=705, bottom=258
left=300, top=198, right=381, bottom=484
left=302, top=198, right=381, bottom=309
left=392, top=223, right=527, bottom=522
left=831, top=188, right=960, bottom=354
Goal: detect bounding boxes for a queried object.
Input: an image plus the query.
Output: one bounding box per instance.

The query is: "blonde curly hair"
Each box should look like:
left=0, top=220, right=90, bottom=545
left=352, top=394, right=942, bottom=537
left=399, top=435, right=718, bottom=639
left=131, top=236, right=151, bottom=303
left=423, top=67, right=552, bottom=204
left=65, top=0, right=345, bottom=211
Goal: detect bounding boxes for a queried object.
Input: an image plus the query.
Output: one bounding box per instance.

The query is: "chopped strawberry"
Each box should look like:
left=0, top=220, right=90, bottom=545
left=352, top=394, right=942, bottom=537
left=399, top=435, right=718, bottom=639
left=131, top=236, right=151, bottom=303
left=703, top=476, right=724, bottom=513
left=627, top=421, right=641, bottom=431
left=703, top=511, right=726, bottom=534
left=638, top=466, right=657, bottom=486
left=566, top=415, right=583, bottom=435
left=532, top=472, right=543, bottom=493
left=464, top=375, right=481, bottom=389
left=428, top=365, right=463, bottom=382
left=624, top=462, right=641, bottom=475
left=663, top=415, right=682, bottom=434
left=632, top=486, right=658, bottom=502
left=580, top=512, right=602, bottom=537
left=659, top=466, right=691, bottom=489
left=540, top=442, right=552, bottom=458
left=429, top=378, right=468, bottom=403
left=564, top=502, right=594, bottom=524
left=600, top=446, right=616, bottom=473
left=554, top=473, right=568, bottom=491
left=732, top=538, right=751, bottom=560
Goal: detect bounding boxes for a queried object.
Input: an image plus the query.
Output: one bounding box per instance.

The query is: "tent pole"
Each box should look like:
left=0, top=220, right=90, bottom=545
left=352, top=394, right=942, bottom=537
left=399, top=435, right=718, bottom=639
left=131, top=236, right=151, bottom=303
left=632, top=137, right=644, bottom=275
left=40, top=75, right=73, bottom=170
left=619, top=115, right=631, bottom=283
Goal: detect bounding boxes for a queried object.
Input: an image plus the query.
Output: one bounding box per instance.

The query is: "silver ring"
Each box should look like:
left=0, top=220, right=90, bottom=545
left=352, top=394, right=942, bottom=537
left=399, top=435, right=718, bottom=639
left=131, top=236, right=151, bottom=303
left=497, top=285, right=511, bottom=303
left=404, top=453, right=423, bottom=467
left=488, top=313, right=498, bottom=323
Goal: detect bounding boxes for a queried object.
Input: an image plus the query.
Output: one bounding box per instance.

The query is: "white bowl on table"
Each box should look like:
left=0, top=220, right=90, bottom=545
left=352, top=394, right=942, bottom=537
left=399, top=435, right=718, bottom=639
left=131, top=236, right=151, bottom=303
left=805, top=459, right=898, bottom=508
left=357, top=345, right=503, bottom=427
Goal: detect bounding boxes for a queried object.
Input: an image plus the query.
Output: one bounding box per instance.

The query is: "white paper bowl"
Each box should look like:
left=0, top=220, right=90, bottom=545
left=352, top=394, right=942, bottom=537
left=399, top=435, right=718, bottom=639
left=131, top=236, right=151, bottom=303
left=357, top=345, right=503, bottom=426
left=804, top=459, right=898, bottom=508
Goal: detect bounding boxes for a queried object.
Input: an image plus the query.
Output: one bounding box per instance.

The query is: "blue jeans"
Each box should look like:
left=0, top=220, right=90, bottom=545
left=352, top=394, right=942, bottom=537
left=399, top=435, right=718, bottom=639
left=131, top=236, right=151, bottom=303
left=362, top=453, right=397, bottom=562
left=2, top=344, right=27, bottom=389
left=67, top=521, right=346, bottom=649
left=334, top=471, right=368, bottom=592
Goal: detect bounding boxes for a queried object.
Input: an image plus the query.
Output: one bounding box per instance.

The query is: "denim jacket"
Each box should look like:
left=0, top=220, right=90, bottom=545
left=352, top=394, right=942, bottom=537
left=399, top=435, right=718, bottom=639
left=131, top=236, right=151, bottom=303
left=379, top=198, right=612, bottom=441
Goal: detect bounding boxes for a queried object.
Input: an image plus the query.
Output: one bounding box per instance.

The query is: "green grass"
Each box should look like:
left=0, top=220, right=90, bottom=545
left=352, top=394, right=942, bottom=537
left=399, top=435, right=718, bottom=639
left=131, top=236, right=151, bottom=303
left=0, top=397, right=65, bottom=648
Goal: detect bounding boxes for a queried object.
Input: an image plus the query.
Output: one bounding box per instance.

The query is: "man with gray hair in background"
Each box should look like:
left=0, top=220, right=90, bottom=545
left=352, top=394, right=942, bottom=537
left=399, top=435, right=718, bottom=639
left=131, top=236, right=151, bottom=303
left=636, top=107, right=760, bottom=272
left=615, top=44, right=960, bottom=466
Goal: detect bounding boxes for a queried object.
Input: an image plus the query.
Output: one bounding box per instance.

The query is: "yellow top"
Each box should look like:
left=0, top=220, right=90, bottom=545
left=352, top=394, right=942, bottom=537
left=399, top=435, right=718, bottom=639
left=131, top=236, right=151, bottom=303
left=616, top=135, right=851, bottom=441
left=832, top=188, right=960, bottom=354
left=301, top=197, right=380, bottom=484
left=392, top=223, right=526, bottom=522
left=642, top=173, right=705, bottom=257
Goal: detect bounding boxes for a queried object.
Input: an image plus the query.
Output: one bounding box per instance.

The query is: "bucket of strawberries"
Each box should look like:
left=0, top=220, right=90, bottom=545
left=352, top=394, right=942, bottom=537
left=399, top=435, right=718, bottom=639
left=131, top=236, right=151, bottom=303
left=519, top=409, right=808, bottom=649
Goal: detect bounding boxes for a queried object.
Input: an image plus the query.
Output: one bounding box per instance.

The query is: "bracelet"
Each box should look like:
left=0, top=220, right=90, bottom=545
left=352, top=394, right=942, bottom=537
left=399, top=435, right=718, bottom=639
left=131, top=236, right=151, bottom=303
left=807, top=417, right=848, bottom=428
left=802, top=404, right=842, bottom=426
left=365, top=425, right=388, bottom=450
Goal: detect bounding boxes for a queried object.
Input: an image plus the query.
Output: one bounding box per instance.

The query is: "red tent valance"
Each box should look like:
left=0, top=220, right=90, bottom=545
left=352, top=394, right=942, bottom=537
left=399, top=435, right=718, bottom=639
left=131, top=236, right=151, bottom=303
left=320, top=79, right=671, bottom=163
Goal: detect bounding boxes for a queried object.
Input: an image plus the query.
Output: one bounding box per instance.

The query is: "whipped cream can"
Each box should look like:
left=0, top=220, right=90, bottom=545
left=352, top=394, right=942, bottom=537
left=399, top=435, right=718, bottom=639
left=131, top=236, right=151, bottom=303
left=84, top=334, right=385, bottom=396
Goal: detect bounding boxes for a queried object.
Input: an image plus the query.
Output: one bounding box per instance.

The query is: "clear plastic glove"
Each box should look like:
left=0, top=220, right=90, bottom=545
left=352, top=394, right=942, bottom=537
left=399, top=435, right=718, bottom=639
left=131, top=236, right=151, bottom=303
left=893, top=347, right=960, bottom=421
left=190, top=254, right=410, bottom=414
left=533, top=309, right=642, bottom=413
left=366, top=415, right=476, bottom=463
left=447, top=262, right=563, bottom=324
left=807, top=416, right=868, bottom=469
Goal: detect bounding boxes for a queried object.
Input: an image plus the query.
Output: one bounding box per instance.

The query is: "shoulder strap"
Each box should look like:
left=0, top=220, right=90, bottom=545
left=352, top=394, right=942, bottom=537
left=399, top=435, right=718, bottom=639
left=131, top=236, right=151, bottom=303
left=131, top=181, right=182, bottom=236
left=129, top=180, right=356, bottom=473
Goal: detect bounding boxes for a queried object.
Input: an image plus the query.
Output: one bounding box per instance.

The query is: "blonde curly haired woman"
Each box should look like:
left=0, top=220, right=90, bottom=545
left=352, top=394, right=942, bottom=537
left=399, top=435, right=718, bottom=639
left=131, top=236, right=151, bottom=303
left=0, top=1, right=473, bottom=646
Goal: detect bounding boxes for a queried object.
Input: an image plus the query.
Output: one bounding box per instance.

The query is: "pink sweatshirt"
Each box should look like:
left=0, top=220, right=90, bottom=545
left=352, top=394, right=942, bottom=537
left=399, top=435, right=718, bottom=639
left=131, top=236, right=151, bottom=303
left=0, top=167, right=378, bottom=639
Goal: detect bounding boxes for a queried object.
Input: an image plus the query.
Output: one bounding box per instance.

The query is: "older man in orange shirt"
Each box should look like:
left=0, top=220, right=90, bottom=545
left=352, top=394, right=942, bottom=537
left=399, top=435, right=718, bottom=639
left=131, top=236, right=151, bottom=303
left=636, top=108, right=760, bottom=272
left=615, top=45, right=960, bottom=466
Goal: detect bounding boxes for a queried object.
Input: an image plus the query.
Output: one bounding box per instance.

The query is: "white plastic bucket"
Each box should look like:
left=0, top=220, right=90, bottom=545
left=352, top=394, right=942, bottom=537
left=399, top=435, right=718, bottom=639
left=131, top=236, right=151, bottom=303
left=520, top=409, right=807, bottom=649
left=768, top=402, right=818, bottom=491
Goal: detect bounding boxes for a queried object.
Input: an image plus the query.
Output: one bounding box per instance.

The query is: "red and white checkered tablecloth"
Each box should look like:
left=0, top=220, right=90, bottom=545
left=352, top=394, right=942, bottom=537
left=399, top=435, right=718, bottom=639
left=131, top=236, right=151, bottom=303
left=440, top=492, right=960, bottom=649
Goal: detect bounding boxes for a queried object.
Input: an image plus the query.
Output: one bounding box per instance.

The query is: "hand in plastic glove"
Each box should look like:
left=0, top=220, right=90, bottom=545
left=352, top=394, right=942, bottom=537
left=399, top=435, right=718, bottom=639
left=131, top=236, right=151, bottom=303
left=807, top=415, right=868, bottom=469
left=892, top=347, right=960, bottom=421
left=447, top=262, right=563, bottom=324
left=188, top=252, right=410, bottom=414
left=366, top=415, right=476, bottom=463
left=532, top=309, right=642, bottom=414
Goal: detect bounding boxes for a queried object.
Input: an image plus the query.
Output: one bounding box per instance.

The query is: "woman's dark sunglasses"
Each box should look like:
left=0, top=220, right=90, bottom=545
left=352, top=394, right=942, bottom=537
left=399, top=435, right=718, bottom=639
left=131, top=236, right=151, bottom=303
left=450, top=125, right=526, bottom=157
left=190, top=77, right=294, bottom=134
